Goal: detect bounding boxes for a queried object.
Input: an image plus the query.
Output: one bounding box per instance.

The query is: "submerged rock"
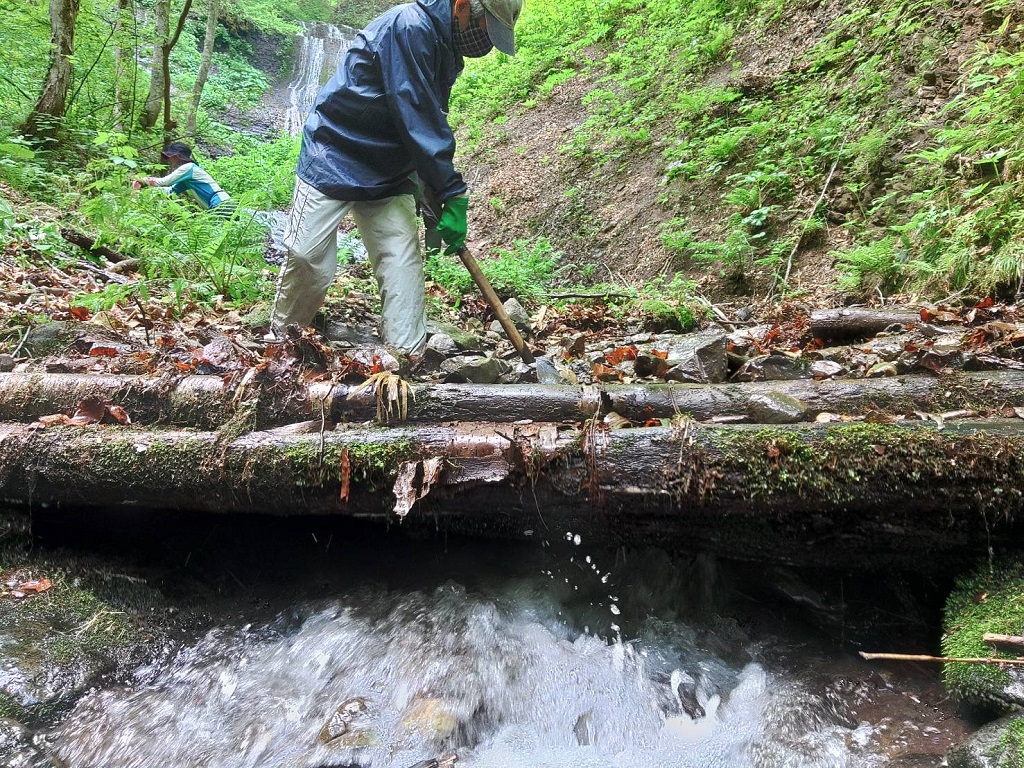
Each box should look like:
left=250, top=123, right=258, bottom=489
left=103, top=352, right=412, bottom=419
left=400, top=697, right=457, bottom=742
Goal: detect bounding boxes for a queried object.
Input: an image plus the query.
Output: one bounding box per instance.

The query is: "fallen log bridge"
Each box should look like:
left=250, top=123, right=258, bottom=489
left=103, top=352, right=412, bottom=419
left=2, top=419, right=1022, bottom=568
left=1, top=370, right=1020, bottom=429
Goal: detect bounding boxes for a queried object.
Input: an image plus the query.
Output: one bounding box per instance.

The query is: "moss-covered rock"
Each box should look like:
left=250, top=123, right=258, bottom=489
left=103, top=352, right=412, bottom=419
left=948, top=713, right=1024, bottom=768
left=943, top=559, right=1024, bottom=712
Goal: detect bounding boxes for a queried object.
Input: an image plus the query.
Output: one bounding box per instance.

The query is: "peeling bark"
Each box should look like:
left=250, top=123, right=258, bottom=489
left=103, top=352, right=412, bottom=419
left=2, top=420, right=1023, bottom=568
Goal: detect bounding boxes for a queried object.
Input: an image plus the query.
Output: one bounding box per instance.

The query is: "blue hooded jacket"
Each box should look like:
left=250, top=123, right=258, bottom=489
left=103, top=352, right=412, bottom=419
left=297, top=0, right=467, bottom=204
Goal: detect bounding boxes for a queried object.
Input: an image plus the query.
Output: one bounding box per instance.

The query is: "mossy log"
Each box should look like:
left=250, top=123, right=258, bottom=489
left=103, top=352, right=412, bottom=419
left=1, top=370, right=1021, bottom=429
left=809, top=307, right=937, bottom=340
left=2, top=420, right=1024, bottom=568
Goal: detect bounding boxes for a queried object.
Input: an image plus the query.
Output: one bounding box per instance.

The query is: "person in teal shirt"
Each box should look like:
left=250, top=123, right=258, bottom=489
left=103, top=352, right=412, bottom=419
left=135, top=142, right=231, bottom=211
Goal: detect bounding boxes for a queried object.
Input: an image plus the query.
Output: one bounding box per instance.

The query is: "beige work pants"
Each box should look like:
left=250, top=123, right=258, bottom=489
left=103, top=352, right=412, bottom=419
left=269, top=178, right=427, bottom=355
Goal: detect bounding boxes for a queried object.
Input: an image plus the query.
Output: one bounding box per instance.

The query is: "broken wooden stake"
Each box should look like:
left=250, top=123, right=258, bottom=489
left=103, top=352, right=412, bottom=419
left=983, top=632, right=1024, bottom=653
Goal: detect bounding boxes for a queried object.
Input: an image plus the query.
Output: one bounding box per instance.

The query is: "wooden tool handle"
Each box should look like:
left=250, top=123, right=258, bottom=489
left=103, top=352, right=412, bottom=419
left=457, top=246, right=535, bottom=364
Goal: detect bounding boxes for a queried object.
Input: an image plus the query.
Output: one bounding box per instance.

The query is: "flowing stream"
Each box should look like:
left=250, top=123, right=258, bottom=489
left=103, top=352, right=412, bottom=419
left=18, top=517, right=966, bottom=768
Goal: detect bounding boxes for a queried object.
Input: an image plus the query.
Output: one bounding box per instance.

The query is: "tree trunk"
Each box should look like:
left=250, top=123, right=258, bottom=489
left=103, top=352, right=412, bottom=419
left=21, top=0, right=81, bottom=139
left=186, top=0, right=218, bottom=137
left=162, top=0, right=194, bottom=142
left=139, top=0, right=169, bottom=130
left=111, top=0, right=128, bottom=131
left=1, top=420, right=1023, bottom=568
left=1, top=370, right=1022, bottom=431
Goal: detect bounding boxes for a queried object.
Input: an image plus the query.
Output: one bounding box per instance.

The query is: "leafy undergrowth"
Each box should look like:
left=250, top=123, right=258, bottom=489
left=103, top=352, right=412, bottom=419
left=454, top=0, right=1024, bottom=305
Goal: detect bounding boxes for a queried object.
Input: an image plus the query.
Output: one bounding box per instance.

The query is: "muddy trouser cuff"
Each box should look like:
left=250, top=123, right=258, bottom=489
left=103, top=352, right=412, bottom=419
left=270, top=179, right=427, bottom=356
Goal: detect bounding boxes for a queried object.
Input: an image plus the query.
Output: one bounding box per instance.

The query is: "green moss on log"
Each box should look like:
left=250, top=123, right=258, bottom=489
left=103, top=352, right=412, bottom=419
left=943, top=559, right=1024, bottom=711
left=672, top=423, right=1024, bottom=514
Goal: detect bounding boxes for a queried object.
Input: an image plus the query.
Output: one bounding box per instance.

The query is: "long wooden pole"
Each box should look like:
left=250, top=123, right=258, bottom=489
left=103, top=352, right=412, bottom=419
left=457, top=246, right=534, bottom=364
left=860, top=651, right=1024, bottom=666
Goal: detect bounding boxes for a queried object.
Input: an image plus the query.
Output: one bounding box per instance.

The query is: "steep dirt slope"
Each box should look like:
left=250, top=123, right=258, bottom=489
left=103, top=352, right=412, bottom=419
left=461, top=0, right=996, bottom=306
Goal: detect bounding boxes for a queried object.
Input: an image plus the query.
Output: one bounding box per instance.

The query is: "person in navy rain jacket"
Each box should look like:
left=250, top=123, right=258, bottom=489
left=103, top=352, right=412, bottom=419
left=266, top=0, right=524, bottom=356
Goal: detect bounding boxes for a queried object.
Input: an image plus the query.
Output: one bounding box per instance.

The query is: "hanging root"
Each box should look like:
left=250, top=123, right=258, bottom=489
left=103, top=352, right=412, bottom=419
left=348, top=372, right=415, bottom=425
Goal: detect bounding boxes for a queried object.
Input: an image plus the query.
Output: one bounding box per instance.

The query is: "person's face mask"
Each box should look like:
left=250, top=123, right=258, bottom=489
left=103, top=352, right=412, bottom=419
left=453, top=18, right=493, bottom=57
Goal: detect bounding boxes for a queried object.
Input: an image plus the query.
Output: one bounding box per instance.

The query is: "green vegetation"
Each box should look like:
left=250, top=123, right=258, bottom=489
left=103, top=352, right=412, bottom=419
left=454, top=0, right=1024, bottom=298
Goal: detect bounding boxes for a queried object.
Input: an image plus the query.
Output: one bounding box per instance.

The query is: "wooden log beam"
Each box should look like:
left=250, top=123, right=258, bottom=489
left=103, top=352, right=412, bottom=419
left=2, top=420, right=1024, bottom=568
left=1, top=370, right=1021, bottom=429
left=810, top=307, right=946, bottom=341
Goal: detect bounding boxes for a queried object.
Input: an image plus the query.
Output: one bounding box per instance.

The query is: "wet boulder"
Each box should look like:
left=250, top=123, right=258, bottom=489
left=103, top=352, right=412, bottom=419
left=399, top=697, right=457, bottom=742
left=947, top=713, right=1024, bottom=768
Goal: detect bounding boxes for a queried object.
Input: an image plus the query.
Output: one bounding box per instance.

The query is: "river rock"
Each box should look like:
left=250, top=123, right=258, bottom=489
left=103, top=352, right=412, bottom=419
left=499, top=361, right=534, bottom=384
left=633, top=353, right=671, bottom=378
left=351, top=346, right=400, bottom=373
left=428, top=321, right=483, bottom=352
left=747, top=392, right=808, bottom=424
left=810, top=360, right=846, bottom=379
left=422, top=332, right=460, bottom=366
left=19, top=321, right=79, bottom=358
left=947, top=713, right=1024, bottom=768
left=727, top=325, right=772, bottom=356
left=319, top=697, right=369, bottom=744
left=502, top=297, right=531, bottom=333
left=440, top=355, right=511, bottom=384
left=659, top=330, right=727, bottom=383
left=0, top=354, right=15, bottom=372
left=867, top=361, right=898, bottom=378
left=323, top=320, right=380, bottom=346
left=733, top=353, right=811, bottom=382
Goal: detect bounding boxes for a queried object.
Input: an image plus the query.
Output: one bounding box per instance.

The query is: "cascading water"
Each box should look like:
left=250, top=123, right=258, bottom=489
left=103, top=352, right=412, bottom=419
left=264, top=21, right=367, bottom=265
left=20, top=530, right=963, bottom=768
left=284, top=22, right=358, bottom=136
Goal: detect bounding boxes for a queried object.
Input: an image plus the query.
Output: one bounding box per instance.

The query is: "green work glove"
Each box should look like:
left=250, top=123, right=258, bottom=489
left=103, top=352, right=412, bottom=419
left=437, top=195, right=469, bottom=255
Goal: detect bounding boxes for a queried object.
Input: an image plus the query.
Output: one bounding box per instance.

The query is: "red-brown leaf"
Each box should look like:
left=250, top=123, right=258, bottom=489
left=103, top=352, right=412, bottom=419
left=604, top=345, right=638, bottom=366
left=72, top=396, right=107, bottom=424
left=592, top=362, right=624, bottom=382
left=69, top=306, right=91, bottom=320
left=339, top=447, right=351, bottom=503
left=105, top=404, right=131, bottom=425
left=89, top=346, right=119, bottom=357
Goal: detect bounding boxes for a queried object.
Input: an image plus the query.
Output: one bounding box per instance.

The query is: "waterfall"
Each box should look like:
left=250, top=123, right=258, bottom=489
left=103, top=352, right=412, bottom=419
left=283, top=21, right=358, bottom=136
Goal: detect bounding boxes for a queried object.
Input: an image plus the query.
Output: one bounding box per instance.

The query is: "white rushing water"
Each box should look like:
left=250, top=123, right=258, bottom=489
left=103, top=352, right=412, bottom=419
left=284, top=22, right=358, bottom=136
left=36, top=538, right=922, bottom=768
